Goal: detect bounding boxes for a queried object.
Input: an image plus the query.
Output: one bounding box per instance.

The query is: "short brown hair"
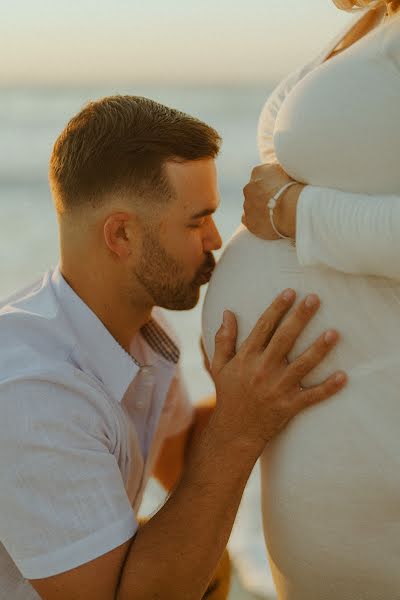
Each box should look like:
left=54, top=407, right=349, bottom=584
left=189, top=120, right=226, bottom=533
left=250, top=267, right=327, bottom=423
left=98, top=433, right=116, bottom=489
left=49, top=95, right=222, bottom=215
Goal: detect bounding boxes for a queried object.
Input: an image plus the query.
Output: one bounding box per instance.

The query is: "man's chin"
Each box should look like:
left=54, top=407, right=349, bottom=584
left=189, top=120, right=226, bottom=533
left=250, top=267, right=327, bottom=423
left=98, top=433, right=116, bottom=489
left=159, top=286, right=201, bottom=311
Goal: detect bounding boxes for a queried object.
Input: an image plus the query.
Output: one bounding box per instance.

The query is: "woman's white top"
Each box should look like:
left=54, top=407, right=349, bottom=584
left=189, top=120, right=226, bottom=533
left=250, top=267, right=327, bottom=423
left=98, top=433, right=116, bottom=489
left=265, top=13, right=400, bottom=280
left=202, top=10, right=400, bottom=600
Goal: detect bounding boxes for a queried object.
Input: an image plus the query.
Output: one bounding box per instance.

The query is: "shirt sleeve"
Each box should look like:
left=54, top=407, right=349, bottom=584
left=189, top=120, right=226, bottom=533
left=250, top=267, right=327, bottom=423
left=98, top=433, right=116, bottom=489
left=0, top=372, right=138, bottom=580
left=296, top=185, right=400, bottom=280
left=257, top=62, right=315, bottom=164
left=257, top=20, right=358, bottom=164
left=257, top=14, right=364, bottom=162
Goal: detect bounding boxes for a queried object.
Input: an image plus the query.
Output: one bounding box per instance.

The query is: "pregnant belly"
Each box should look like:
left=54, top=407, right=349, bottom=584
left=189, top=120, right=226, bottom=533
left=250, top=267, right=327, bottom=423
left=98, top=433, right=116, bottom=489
left=202, top=226, right=400, bottom=597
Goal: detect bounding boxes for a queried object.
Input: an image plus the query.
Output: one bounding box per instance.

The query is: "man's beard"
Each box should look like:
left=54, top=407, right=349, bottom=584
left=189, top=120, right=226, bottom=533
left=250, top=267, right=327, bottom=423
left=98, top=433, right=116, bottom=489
left=134, top=227, right=215, bottom=310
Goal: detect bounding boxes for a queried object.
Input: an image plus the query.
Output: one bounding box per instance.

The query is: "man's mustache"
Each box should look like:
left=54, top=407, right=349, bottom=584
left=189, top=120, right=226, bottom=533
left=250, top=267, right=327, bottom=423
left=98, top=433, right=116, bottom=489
left=202, top=253, right=216, bottom=273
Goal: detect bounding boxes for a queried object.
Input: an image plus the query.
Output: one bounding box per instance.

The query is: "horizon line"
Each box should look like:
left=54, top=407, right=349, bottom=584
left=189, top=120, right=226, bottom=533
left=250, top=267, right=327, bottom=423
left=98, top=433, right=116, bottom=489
left=0, top=79, right=279, bottom=91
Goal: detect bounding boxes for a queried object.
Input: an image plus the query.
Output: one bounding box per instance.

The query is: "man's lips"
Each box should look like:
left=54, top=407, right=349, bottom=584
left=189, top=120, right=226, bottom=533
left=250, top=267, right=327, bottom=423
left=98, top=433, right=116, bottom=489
left=196, top=267, right=214, bottom=284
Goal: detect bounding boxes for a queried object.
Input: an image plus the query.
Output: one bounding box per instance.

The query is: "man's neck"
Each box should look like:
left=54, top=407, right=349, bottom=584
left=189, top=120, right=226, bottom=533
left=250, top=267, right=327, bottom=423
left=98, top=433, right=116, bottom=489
left=59, top=261, right=153, bottom=356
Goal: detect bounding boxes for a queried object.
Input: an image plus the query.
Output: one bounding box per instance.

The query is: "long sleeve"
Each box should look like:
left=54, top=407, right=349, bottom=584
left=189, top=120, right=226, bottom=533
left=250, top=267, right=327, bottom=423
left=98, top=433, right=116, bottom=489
left=296, top=185, right=400, bottom=280
left=257, top=62, right=319, bottom=164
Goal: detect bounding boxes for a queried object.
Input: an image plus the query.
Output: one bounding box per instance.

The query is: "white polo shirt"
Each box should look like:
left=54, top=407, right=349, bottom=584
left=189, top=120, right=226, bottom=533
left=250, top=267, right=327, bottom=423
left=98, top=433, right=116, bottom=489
left=0, top=265, right=194, bottom=598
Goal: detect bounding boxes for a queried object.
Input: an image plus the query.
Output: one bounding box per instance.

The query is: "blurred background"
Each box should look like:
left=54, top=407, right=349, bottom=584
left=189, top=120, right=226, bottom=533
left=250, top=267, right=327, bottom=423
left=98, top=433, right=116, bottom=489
left=0, top=1, right=353, bottom=597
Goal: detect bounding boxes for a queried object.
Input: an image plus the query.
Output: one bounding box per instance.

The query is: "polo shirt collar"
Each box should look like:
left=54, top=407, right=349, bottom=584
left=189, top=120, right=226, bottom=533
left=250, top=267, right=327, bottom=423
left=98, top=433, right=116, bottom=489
left=50, top=265, right=141, bottom=402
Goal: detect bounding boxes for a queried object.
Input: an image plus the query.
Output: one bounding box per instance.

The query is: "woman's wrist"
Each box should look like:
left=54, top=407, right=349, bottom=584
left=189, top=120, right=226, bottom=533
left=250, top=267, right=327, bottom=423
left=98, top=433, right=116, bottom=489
left=274, top=183, right=305, bottom=239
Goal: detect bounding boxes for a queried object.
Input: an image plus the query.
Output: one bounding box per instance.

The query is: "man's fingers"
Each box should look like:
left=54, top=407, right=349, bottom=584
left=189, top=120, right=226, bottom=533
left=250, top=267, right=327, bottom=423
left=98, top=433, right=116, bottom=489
left=283, top=329, right=339, bottom=388
left=239, top=289, right=296, bottom=354
left=211, top=310, right=238, bottom=375
left=293, top=371, right=348, bottom=413
left=264, top=293, right=321, bottom=363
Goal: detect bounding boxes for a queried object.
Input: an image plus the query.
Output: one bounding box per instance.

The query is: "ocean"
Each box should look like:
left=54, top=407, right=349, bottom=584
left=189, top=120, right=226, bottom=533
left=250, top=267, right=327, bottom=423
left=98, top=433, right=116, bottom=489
left=0, top=85, right=278, bottom=598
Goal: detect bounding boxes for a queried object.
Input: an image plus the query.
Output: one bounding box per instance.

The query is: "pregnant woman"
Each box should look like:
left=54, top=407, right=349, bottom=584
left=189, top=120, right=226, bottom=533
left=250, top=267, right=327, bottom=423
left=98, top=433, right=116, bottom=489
left=202, top=1, right=400, bottom=598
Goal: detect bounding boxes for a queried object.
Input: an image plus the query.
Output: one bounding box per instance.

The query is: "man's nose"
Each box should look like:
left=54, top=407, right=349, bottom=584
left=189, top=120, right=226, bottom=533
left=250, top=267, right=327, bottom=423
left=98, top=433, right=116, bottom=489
left=204, top=219, right=222, bottom=251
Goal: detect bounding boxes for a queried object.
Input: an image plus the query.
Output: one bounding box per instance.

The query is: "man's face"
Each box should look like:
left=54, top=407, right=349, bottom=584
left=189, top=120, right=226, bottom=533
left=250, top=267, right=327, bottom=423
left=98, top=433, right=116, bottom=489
left=134, top=158, right=222, bottom=310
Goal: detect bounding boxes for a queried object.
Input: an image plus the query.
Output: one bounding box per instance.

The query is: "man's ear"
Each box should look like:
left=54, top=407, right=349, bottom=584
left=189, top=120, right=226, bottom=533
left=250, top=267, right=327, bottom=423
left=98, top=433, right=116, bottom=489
left=103, top=212, right=139, bottom=259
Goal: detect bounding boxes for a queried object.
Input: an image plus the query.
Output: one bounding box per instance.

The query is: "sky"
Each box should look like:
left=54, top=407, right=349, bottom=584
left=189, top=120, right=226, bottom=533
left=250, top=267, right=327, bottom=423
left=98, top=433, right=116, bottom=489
left=0, top=0, right=355, bottom=86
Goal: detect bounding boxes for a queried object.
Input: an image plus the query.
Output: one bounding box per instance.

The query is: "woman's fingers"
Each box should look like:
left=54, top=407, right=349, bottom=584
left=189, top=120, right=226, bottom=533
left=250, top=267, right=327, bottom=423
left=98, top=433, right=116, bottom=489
left=282, top=329, right=340, bottom=388
left=263, top=293, right=321, bottom=363
left=239, top=289, right=296, bottom=354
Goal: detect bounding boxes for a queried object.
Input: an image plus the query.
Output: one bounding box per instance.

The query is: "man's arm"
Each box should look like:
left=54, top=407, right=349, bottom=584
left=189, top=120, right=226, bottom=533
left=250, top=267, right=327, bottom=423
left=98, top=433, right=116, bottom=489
left=152, top=395, right=216, bottom=493
left=152, top=394, right=228, bottom=600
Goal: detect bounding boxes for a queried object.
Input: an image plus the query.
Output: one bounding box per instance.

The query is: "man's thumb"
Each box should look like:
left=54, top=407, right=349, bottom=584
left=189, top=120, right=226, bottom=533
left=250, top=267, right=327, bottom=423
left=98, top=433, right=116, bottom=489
left=211, top=310, right=237, bottom=375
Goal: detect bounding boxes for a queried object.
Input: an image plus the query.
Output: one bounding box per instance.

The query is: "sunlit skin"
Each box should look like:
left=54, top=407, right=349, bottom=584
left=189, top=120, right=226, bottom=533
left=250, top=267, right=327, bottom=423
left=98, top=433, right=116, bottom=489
left=59, top=158, right=222, bottom=355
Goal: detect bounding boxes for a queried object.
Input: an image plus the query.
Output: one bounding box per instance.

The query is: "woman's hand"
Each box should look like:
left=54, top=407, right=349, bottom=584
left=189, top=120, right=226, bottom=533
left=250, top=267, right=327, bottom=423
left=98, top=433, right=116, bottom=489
left=242, top=163, right=305, bottom=240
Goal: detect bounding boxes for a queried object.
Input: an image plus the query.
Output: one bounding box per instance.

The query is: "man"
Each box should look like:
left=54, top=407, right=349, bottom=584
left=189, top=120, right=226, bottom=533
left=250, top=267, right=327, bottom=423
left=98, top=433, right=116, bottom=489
left=0, top=96, right=346, bottom=600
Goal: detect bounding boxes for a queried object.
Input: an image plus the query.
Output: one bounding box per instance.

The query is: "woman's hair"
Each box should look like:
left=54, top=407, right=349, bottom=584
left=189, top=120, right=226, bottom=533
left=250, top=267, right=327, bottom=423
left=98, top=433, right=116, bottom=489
left=332, top=0, right=384, bottom=10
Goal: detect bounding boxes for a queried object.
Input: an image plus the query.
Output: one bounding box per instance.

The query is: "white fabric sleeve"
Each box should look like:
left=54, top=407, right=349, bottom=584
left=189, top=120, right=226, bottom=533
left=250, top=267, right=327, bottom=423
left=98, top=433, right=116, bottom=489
left=257, top=14, right=364, bottom=162
left=0, top=374, right=137, bottom=580
left=257, top=62, right=316, bottom=164
left=296, top=185, right=400, bottom=280
left=257, top=20, right=359, bottom=163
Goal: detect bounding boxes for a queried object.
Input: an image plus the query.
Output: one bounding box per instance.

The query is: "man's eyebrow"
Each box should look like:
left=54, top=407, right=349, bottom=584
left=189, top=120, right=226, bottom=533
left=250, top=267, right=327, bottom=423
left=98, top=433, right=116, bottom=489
left=190, top=208, right=217, bottom=219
